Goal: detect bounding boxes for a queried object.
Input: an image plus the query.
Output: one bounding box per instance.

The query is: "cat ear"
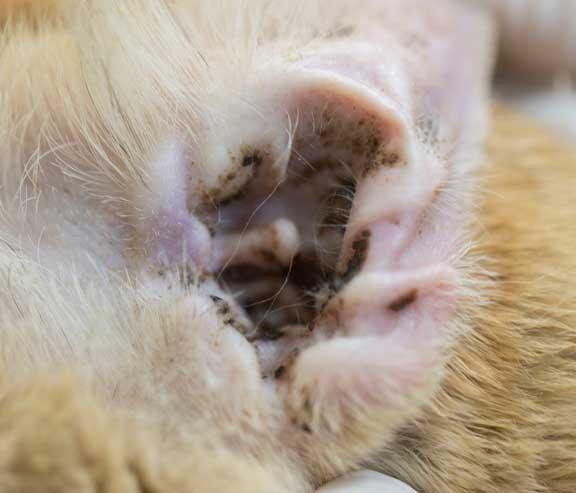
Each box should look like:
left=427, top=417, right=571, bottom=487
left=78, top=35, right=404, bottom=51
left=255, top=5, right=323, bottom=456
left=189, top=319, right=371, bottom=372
left=274, top=7, right=493, bottom=339
left=275, top=2, right=494, bottom=473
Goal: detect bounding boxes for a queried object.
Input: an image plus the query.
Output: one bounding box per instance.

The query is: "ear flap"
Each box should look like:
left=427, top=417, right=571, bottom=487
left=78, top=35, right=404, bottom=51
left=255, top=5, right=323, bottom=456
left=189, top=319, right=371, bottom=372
left=269, top=2, right=494, bottom=341
left=271, top=1, right=495, bottom=476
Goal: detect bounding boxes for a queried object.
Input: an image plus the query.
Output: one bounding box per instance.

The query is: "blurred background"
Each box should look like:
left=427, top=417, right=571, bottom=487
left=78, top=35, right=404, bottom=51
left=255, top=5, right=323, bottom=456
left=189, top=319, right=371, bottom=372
left=488, top=0, right=576, bottom=143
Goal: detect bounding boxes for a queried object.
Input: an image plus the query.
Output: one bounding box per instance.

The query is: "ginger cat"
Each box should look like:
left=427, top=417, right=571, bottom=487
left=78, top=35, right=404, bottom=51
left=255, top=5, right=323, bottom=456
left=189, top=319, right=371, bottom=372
left=0, top=1, right=574, bottom=492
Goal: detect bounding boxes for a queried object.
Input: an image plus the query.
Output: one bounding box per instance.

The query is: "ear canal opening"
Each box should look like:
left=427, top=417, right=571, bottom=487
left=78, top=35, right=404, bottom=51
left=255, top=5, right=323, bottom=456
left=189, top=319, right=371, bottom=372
left=200, top=73, right=409, bottom=351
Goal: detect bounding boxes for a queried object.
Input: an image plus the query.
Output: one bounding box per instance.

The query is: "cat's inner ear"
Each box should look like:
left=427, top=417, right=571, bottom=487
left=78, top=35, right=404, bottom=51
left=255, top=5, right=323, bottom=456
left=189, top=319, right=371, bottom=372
left=135, top=3, right=493, bottom=384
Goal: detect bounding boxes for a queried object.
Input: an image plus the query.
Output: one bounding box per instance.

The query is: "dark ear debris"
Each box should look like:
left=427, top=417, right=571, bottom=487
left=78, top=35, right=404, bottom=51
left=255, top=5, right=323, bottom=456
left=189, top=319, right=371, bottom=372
left=341, top=230, right=371, bottom=283
left=241, top=152, right=263, bottom=168
left=388, top=289, right=418, bottom=312
left=326, top=25, right=355, bottom=39
left=384, top=152, right=400, bottom=166
left=301, top=423, right=312, bottom=434
left=274, top=348, right=301, bottom=380
left=214, top=188, right=247, bottom=207
left=210, top=295, right=229, bottom=312
left=210, top=295, right=250, bottom=333
left=361, top=150, right=404, bottom=178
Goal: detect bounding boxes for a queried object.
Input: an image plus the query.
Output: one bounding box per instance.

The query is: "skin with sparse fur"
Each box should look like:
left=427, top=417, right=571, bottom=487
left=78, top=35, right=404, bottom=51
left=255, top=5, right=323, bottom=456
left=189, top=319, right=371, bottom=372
left=0, top=1, right=575, bottom=492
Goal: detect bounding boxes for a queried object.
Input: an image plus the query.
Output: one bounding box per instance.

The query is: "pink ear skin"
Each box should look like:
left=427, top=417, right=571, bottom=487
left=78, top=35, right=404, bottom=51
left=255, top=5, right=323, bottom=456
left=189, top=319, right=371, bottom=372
left=133, top=138, right=213, bottom=270
left=279, top=269, right=457, bottom=476
left=283, top=335, right=443, bottom=464
left=268, top=2, right=494, bottom=477
left=126, top=0, right=493, bottom=478
left=324, top=266, right=458, bottom=338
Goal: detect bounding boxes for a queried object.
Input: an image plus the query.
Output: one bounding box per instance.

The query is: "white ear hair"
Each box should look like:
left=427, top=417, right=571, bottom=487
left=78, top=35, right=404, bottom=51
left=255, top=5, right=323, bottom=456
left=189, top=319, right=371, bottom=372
left=317, top=470, right=418, bottom=493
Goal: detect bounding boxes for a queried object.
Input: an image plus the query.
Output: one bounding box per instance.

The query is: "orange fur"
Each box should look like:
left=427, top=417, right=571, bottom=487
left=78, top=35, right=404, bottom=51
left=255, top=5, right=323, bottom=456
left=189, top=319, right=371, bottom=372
left=0, top=0, right=60, bottom=23
left=0, top=1, right=575, bottom=492
left=0, top=373, right=291, bottom=492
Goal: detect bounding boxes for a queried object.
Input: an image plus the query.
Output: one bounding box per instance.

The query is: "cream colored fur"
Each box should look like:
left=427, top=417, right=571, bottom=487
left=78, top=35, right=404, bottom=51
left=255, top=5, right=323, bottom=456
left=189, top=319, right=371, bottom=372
left=0, top=1, right=575, bottom=493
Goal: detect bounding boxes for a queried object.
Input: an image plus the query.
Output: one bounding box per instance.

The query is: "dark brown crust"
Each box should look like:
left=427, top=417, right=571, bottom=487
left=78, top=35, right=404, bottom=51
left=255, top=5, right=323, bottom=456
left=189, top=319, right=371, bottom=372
left=388, top=289, right=418, bottom=312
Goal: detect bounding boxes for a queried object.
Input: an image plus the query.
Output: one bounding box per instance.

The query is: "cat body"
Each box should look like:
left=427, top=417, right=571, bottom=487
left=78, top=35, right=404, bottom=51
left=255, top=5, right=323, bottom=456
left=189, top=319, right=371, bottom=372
left=0, top=1, right=575, bottom=492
